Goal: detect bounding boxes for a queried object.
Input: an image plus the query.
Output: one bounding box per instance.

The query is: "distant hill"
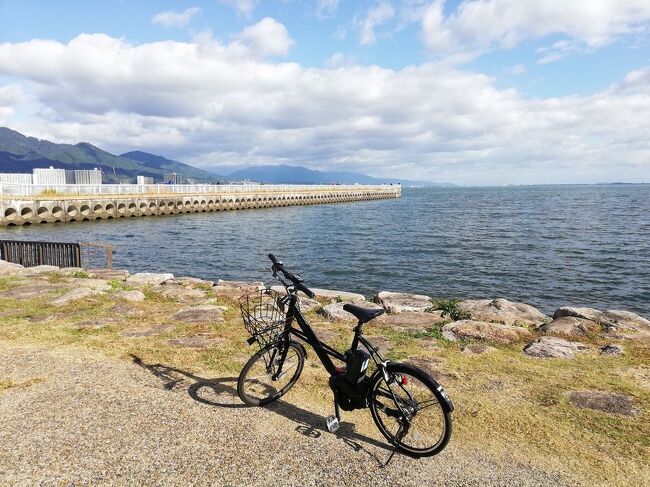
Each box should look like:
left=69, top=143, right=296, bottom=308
left=227, top=164, right=453, bottom=187
left=0, top=127, right=453, bottom=187
left=119, top=151, right=223, bottom=182
left=0, top=128, right=219, bottom=183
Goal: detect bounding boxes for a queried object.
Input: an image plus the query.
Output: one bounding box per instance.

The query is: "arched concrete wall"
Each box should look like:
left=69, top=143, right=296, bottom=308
left=0, top=186, right=400, bottom=226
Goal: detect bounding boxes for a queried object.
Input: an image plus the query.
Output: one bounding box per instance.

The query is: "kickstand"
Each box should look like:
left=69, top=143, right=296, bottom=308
left=381, top=424, right=406, bottom=468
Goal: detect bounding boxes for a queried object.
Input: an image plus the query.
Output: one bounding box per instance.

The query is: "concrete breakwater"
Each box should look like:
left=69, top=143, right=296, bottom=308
left=0, top=183, right=400, bottom=226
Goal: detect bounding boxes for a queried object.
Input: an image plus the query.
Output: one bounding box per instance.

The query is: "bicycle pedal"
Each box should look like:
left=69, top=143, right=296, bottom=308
left=325, top=415, right=340, bottom=433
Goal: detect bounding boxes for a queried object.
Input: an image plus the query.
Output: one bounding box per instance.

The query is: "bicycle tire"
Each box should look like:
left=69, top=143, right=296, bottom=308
left=369, top=362, right=452, bottom=457
left=238, top=341, right=305, bottom=406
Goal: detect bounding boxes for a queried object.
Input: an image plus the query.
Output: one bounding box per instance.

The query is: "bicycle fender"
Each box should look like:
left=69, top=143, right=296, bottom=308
left=291, top=340, right=307, bottom=359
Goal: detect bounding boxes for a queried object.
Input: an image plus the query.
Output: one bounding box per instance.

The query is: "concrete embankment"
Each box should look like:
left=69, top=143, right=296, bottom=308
left=0, top=183, right=400, bottom=226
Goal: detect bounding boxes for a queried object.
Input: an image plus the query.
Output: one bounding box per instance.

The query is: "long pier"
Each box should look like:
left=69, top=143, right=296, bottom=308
left=0, top=183, right=401, bottom=226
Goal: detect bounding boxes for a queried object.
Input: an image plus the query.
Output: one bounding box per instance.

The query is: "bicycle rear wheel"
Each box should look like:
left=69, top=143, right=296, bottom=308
left=238, top=341, right=304, bottom=406
left=369, top=362, right=452, bottom=457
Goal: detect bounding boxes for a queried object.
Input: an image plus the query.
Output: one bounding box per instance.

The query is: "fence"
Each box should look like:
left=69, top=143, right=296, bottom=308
left=0, top=182, right=400, bottom=197
left=0, top=240, right=113, bottom=269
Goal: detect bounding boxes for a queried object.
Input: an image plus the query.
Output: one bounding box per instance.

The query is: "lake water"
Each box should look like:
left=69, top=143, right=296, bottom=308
left=2, top=185, right=649, bottom=316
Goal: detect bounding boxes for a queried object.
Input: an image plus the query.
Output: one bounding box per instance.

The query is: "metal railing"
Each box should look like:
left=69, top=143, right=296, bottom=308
left=0, top=240, right=114, bottom=269
left=0, top=182, right=401, bottom=197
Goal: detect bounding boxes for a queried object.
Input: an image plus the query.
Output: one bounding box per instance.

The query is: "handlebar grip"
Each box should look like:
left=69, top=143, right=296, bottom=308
left=268, top=253, right=279, bottom=265
left=296, top=281, right=315, bottom=299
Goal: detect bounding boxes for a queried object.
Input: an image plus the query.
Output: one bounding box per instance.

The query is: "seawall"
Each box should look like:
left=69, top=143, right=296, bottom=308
left=0, top=183, right=401, bottom=226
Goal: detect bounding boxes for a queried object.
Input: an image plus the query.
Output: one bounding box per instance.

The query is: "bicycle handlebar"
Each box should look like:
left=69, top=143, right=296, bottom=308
left=268, top=253, right=316, bottom=298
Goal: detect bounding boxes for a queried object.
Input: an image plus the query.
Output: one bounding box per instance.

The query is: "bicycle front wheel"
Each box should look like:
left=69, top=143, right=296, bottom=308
left=238, top=341, right=304, bottom=406
left=369, top=362, right=452, bottom=457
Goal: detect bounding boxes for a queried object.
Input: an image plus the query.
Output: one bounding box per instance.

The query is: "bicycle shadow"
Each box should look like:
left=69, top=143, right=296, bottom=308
left=131, top=355, right=392, bottom=464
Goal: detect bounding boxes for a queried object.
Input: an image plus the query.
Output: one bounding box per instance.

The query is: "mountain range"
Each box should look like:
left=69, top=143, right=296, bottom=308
left=0, top=127, right=451, bottom=186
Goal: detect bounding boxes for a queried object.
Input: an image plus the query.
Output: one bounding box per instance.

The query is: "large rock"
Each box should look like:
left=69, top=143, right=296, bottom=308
left=539, top=316, right=601, bottom=337
left=374, top=311, right=445, bottom=333
left=171, top=305, right=226, bottom=323
left=307, top=287, right=366, bottom=303
left=86, top=269, right=130, bottom=281
left=0, top=283, right=63, bottom=300
left=165, top=277, right=214, bottom=288
left=553, top=307, right=603, bottom=322
left=50, top=287, right=105, bottom=306
left=213, top=280, right=263, bottom=297
left=375, top=291, right=432, bottom=313
left=458, top=298, right=550, bottom=327
left=320, top=301, right=383, bottom=322
left=553, top=307, right=650, bottom=340
left=126, top=272, right=174, bottom=286
left=442, top=320, right=531, bottom=344
left=159, top=286, right=206, bottom=303
left=17, top=265, right=60, bottom=276
left=298, top=297, right=321, bottom=313
left=67, top=278, right=111, bottom=291
left=523, top=336, right=589, bottom=359
left=115, top=290, right=146, bottom=303
left=567, top=391, right=638, bottom=416
left=0, top=260, right=24, bottom=275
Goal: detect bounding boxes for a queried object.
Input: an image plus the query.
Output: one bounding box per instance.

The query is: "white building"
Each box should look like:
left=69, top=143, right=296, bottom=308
left=163, top=172, right=181, bottom=184
left=73, top=168, right=102, bottom=184
left=33, top=167, right=69, bottom=185
left=137, top=175, right=154, bottom=185
left=0, top=173, right=32, bottom=184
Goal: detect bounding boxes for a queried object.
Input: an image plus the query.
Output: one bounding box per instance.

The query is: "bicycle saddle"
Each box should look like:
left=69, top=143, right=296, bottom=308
left=343, top=303, right=385, bottom=324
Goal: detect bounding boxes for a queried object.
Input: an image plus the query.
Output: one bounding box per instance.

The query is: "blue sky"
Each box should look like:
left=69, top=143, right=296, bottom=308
left=0, top=0, right=649, bottom=184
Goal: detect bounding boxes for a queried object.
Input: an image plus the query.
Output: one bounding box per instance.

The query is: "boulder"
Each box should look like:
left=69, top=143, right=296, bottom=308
left=364, top=335, right=392, bottom=352
left=442, top=320, right=531, bottom=344
left=553, top=307, right=650, bottom=340
left=553, top=307, right=603, bottom=322
left=462, top=344, right=498, bottom=355
left=567, top=391, right=639, bottom=416
left=0, top=259, right=23, bottom=275
left=16, top=265, right=60, bottom=276
left=299, top=297, right=321, bottom=313
left=375, top=291, right=432, bottom=313
left=601, top=310, right=650, bottom=340
left=374, top=311, right=445, bottom=333
left=165, top=276, right=214, bottom=288
left=306, top=287, right=366, bottom=303
left=50, top=287, right=104, bottom=306
left=0, top=283, right=63, bottom=300
left=320, top=301, right=383, bottom=322
left=126, top=272, right=174, bottom=286
left=457, top=298, right=550, bottom=327
left=110, top=303, right=145, bottom=318
left=171, top=305, right=226, bottom=323
left=539, top=316, right=601, bottom=337
left=600, top=344, right=624, bottom=356
left=115, top=290, right=146, bottom=303
left=86, top=269, right=130, bottom=281
left=159, top=286, right=205, bottom=303
left=56, top=267, right=86, bottom=276
left=67, top=278, right=111, bottom=291
left=213, top=280, right=263, bottom=297
left=523, top=336, right=589, bottom=359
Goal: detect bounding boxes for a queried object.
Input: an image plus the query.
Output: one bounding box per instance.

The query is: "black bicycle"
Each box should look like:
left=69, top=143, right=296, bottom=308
left=237, top=254, right=453, bottom=459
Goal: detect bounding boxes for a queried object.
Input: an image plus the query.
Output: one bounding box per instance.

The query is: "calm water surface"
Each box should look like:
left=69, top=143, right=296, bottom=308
left=2, top=185, right=649, bottom=316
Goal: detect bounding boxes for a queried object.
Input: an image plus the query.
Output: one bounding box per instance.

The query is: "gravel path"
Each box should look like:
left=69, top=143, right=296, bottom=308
left=0, top=342, right=576, bottom=486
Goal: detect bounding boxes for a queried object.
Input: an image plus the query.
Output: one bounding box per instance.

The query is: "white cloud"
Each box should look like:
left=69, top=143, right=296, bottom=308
left=422, top=0, right=650, bottom=58
left=506, top=63, right=526, bottom=75
left=235, top=17, right=294, bottom=57
left=316, top=0, right=341, bottom=19
left=358, top=1, right=395, bottom=45
left=0, top=33, right=648, bottom=184
left=219, top=0, right=257, bottom=17
left=152, top=7, right=202, bottom=27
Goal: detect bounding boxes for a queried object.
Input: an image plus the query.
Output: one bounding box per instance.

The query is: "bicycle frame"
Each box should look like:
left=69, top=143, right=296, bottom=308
left=274, top=292, right=387, bottom=379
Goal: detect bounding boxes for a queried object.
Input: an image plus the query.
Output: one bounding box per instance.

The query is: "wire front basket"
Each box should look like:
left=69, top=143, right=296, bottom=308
left=239, top=289, right=287, bottom=348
